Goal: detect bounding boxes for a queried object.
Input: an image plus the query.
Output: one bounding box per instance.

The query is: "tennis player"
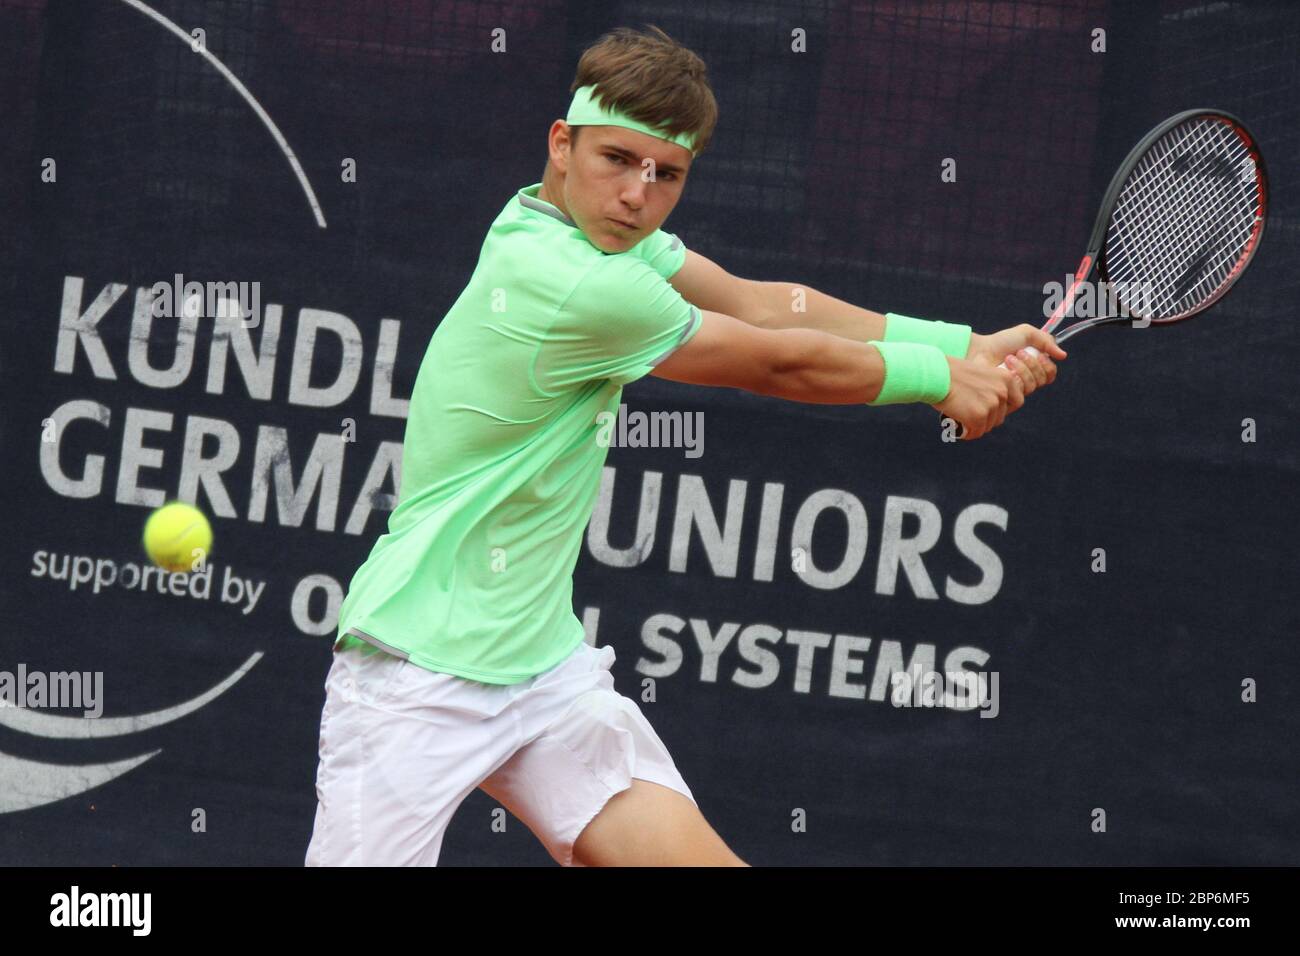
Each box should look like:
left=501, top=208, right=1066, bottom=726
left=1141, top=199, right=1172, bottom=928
left=305, top=25, right=1066, bottom=868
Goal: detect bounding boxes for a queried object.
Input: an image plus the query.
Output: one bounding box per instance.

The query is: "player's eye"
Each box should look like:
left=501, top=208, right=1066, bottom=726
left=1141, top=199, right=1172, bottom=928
left=606, top=153, right=625, bottom=165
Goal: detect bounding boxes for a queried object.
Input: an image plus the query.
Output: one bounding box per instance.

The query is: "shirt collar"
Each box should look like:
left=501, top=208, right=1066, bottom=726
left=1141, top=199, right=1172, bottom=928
left=517, top=183, right=577, bottom=228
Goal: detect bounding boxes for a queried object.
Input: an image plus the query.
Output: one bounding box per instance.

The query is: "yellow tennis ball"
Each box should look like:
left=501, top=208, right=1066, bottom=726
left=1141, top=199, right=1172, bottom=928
left=143, top=502, right=213, bottom=573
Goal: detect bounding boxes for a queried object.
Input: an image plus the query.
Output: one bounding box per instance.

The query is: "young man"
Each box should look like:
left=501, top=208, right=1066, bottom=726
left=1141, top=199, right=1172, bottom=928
left=306, top=25, right=1065, bottom=868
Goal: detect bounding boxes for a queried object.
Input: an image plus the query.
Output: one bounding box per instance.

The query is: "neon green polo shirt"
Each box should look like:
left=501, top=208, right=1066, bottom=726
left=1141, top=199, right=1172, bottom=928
left=334, top=183, right=702, bottom=683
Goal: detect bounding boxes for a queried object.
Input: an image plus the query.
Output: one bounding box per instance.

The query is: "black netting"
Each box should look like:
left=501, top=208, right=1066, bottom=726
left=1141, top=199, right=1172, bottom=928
left=3, top=1, right=1295, bottom=325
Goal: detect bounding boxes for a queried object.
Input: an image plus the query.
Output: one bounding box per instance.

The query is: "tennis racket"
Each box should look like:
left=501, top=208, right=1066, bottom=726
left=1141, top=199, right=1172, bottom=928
left=1001, top=108, right=1268, bottom=370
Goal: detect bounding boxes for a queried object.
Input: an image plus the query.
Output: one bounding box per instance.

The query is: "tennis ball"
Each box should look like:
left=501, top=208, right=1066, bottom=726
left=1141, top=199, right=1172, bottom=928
left=143, top=501, right=213, bottom=573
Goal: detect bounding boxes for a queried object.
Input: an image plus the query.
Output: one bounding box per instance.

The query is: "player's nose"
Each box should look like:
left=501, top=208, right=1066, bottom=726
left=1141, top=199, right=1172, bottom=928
left=619, top=184, right=647, bottom=208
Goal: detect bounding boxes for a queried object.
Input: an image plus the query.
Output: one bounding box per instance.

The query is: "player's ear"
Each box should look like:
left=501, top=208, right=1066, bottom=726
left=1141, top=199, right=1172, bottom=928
left=549, top=120, right=573, bottom=171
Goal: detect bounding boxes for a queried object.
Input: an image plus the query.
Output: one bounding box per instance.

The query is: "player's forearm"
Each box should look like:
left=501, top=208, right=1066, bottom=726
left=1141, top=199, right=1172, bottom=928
left=754, top=282, right=976, bottom=362
left=754, top=280, right=888, bottom=341
left=762, top=327, right=889, bottom=404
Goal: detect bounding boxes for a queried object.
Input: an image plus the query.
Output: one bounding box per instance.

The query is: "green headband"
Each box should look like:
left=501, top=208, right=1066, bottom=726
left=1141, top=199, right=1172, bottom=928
left=566, top=84, right=698, bottom=155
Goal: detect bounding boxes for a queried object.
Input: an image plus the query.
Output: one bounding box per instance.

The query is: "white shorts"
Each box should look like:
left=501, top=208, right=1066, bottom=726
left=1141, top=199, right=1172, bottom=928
left=304, top=638, right=695, bottom=866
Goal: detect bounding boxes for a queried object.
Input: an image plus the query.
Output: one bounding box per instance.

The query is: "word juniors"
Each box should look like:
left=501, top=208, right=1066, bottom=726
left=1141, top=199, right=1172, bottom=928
left=595, top=404, right=704, bottom=459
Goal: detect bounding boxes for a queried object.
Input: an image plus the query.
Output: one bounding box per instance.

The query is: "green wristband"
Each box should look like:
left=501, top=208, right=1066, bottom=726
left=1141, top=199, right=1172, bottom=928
left=884, top=312, right=972, bottom=359
left=866, top=341, right=951, bottom=405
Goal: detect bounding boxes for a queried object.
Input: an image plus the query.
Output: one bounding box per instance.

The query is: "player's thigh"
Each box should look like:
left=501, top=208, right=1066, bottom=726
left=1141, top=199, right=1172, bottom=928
left=572, top=778, right=748, bottom=867
left=480, top=667, right=743, bottom=866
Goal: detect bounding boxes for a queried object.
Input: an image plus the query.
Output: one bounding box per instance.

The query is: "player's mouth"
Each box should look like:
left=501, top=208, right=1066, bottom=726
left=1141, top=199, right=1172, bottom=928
left=608, top=218, right=637, bottom=231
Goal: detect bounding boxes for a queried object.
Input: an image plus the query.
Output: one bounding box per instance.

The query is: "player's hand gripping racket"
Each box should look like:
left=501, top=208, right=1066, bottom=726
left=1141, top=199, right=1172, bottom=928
left=1001, top=108, right=1268, bottom=370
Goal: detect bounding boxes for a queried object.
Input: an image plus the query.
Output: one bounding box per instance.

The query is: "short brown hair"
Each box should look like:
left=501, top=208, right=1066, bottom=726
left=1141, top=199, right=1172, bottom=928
left=568, top=24, right=718, bottom=157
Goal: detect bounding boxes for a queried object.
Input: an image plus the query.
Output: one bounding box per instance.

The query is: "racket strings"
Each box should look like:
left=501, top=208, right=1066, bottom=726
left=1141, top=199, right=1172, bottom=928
left=1122, top=126, right=1247, bottom=282
left=1110, top=122, right=1254, bottom=312
left=1107, top=121, right=1258, bottom=316
left=1116, top=121, right=1252, bottom=285
left=1135, top=123, right=1257, bottom=297
left=1103, top=118, right=1262, bottom=319
left=1118, top=162, right=1251, bottom=310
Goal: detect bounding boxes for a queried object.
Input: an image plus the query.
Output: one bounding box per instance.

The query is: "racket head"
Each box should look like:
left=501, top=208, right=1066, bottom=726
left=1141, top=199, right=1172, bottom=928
left=1089, top=109, right=1268, bottom=326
